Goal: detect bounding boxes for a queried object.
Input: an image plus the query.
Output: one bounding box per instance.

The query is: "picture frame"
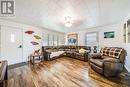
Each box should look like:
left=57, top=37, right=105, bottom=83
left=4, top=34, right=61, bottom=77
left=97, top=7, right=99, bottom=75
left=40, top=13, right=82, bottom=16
left=67, top=33, right=78, bottom=45
left=104, top=31, right=115, bottom=38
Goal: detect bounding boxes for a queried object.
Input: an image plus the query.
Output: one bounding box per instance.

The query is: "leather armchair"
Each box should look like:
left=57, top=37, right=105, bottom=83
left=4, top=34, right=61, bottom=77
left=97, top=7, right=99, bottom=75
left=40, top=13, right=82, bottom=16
left=89, top=47, right=127, bottom=77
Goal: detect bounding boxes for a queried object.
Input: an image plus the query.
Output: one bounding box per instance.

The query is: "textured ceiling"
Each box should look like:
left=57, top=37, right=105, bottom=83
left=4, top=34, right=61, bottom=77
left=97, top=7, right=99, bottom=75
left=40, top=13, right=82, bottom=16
left=1, top=0, right=130, bottom=32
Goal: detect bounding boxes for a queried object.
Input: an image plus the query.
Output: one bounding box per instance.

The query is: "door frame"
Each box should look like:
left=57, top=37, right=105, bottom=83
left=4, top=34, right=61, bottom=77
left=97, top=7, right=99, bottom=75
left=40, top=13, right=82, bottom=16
left=0, top=25, right=23, bottom=64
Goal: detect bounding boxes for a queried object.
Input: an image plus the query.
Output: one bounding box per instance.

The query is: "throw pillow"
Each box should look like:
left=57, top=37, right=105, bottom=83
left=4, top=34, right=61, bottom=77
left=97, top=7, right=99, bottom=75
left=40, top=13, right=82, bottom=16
left=79, top=48, right=87, bottom=53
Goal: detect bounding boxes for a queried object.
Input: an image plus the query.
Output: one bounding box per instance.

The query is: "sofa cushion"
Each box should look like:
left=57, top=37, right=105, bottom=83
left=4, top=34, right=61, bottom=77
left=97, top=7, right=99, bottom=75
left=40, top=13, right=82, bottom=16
left=66, top=51, right=74, bottom=54
left=46, top=49, right=52, bottom=53
left=101, top=56, right=108, bottom=59
left=90, top=53, right=102, bottom=59
left=71, top=49, right=76, bottom=52
left=75, top=52, right=84, bottom=56
left=50, top=51, right=65, bottom=58
left=89, top=59, right=103, bottom=68
left=65, top=49, right=71, bottom=51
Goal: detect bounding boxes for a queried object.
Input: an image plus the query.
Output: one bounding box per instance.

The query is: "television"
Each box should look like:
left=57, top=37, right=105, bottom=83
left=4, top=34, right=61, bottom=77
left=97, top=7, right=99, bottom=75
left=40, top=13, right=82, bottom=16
left=104, top=31, right=114, bottom=38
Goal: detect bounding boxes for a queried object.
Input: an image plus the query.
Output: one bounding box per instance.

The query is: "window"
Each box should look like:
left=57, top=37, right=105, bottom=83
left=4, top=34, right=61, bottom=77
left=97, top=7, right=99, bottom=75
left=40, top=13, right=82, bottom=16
left=53, top=35, right=58, bottom=46
left=59, top=35, right=65, bottom=45
left=124, top=19, right=130, bottom=43
left=123, top=24, right=127, bottom=43
left=85, top=32, right=98, bottom=46
left=49, top=34, right=53, bottom=46
left=42, top=33, right=49, bottom=46
left=42, top=33, right=65, bottom=46
left=11, top=34, right=15, bottom=43
left=127, top=19, right=130, bottom=43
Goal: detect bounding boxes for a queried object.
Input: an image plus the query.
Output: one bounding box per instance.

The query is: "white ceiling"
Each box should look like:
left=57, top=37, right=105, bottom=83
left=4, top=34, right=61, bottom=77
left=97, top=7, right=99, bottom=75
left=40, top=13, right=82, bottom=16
left=1, top=0, right=130, bottom=32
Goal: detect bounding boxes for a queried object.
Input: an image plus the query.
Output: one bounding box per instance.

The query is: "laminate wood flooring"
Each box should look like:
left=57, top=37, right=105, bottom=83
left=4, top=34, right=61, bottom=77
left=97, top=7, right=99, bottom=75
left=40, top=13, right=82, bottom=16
left=5, top=57, right=130, bottom=87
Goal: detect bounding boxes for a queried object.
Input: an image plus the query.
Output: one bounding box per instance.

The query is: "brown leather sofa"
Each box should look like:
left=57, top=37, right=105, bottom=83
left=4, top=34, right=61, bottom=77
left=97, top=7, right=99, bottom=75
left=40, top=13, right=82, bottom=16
left=42, top=46, right=91, bottom=61
left=89, top=47, right=127, bottom=77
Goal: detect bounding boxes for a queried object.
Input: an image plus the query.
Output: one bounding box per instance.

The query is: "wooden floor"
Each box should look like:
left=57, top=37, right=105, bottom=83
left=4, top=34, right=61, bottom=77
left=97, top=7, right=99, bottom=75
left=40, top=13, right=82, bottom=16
left=5, top=57, right=130, bottom=87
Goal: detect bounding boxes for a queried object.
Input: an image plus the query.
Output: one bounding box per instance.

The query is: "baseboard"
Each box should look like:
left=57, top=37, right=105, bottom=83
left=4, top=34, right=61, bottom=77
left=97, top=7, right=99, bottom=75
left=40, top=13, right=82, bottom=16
left=8, top=62, right=27, bottom=70
left=125, top=65, right=130, bottom=73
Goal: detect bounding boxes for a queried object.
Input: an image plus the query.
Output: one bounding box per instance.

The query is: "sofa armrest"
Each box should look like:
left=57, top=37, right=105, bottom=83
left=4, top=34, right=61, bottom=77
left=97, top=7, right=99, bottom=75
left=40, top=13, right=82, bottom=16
left=103, top=58, right=123, bottom=77
left=43, top=51, right=51, bottom=61
left=89, top=53, right=102, bottom=59
left=103, top=58, right=120, bottom=63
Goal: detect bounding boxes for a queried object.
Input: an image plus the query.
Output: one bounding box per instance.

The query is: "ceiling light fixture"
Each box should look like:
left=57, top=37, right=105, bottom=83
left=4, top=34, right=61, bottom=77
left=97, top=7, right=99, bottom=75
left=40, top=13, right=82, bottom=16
left=64, top=16, right=72, bottom=27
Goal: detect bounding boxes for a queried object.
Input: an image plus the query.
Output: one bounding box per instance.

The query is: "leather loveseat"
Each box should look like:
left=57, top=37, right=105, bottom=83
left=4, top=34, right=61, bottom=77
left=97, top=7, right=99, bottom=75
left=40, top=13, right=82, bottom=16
left=89, top=47, right=127, bottom=77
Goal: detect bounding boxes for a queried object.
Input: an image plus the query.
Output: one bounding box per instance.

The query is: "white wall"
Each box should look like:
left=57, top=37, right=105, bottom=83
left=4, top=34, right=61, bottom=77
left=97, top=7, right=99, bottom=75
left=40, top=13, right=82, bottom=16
left=66, top=23, right=123, bottom=47
left=0, top=19, right=64, bottom=64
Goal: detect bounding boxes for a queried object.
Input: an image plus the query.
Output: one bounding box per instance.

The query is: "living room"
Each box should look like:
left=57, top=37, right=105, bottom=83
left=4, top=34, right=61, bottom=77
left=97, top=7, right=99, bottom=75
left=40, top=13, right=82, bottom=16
left=0, top=0, right=130, bottom=87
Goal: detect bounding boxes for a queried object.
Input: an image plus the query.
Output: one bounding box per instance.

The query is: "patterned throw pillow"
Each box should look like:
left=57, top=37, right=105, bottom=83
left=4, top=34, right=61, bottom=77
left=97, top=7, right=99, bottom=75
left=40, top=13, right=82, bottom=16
left=104, top=48, right=111, bottom=56
left=100, top=48, right=104, bottom=56
left=100, top=47, right=123, bottom=59
left=100, top=47, right=110, bottom=56
left=109, top=48, right=116, bottom=57
left=109, top=48, right=123, bottom=58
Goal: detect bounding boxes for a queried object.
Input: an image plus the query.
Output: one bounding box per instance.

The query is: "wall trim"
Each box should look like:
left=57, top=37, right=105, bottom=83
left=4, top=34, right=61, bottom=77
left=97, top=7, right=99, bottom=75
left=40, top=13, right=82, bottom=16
left=125, top=65, right=130, bottom=73
left=8, top=62, right=27, bottom=70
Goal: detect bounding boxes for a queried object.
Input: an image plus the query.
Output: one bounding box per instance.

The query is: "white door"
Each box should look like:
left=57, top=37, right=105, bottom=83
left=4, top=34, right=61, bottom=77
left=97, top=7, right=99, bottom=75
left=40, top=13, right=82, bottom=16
left=1, top=26, right=23, bottom=65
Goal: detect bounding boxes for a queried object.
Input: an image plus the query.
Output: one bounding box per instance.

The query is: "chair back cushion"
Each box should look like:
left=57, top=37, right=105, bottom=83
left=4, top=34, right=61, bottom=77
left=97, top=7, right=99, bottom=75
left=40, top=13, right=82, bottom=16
left=100, top=47, right=123, bottom=59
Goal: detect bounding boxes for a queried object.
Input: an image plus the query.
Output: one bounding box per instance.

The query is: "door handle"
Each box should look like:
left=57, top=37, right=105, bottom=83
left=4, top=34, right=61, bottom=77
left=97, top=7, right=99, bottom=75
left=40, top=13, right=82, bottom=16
left=18, top=45, right=22, bottom=48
